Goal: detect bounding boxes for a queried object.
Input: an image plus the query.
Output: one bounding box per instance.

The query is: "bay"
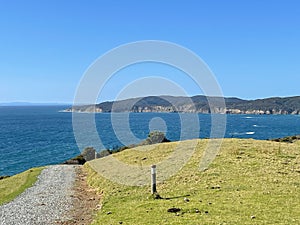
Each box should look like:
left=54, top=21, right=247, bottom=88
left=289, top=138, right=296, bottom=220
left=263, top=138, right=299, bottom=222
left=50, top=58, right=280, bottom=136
left=1, top=106, right=300, bottom=176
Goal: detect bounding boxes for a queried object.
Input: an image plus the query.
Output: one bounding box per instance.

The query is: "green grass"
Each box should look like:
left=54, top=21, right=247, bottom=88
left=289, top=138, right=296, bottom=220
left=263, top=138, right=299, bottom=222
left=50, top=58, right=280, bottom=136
left=86, top=139, right=300, bottom=224
left=0, top=167, right=44, bottom=205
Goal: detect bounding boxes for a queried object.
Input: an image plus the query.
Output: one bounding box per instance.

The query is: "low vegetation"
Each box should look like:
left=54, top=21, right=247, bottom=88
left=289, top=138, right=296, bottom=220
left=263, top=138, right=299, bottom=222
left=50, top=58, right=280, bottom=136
left=0, top=167, right=43, bottom=205
left=85, top=138, right=300, bottom=224
left=271, top=135, right=300, bottom=143
left=63, top=154, right=86, bottom=165
left=65, top=131, right=170, bottom=164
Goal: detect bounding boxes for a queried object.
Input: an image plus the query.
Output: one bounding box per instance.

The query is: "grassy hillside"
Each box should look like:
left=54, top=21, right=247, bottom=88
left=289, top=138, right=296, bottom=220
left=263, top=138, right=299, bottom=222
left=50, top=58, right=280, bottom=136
left=0, top=167, right=43, bottom=205
left=86, top=139, right=300, bottom=224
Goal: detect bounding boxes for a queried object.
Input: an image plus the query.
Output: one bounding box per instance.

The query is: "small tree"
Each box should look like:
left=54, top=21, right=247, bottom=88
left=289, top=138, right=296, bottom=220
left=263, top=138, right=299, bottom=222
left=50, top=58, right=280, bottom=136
left=141, top=131, right=170, bottom=145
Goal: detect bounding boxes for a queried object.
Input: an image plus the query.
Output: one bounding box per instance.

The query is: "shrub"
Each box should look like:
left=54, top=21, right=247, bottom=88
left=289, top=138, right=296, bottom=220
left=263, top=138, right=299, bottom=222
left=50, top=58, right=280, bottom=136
left=143, top=131, right=170, bottom=145
left=98, top=149, right=112, bottom=158
left=82, top=147, right=96, bottom=161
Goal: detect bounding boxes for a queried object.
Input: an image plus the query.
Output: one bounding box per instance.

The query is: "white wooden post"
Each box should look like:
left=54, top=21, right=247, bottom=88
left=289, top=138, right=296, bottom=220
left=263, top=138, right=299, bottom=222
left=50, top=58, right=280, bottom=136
left=151, top=165, right=157, bottom=194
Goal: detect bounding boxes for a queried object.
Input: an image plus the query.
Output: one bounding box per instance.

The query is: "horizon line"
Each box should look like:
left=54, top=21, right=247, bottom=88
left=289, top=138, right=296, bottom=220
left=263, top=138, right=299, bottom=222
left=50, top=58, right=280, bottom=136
left=2, top=94, right=299, bottom=106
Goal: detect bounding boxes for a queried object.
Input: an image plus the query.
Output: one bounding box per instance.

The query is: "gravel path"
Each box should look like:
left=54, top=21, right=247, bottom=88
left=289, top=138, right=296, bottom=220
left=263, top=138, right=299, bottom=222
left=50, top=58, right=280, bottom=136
left=0, top=165, right=78, bottom=225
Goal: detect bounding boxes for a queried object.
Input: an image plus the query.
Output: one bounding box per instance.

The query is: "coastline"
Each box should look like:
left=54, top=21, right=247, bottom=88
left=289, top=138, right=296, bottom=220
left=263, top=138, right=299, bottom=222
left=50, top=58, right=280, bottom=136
left=2, top=134, right=299, bottom=178
left=61, top=109, right=300, bottom=115
left=64, top=95, right=300, bottom=115
left=2, top=137, right=300, bottom=224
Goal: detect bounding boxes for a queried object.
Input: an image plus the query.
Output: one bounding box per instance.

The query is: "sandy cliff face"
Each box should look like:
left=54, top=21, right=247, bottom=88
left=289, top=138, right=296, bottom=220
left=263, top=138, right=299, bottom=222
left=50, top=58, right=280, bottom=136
left=66, top=106, right=300, bottom=115
left=226, top=109, right=300, bottom=115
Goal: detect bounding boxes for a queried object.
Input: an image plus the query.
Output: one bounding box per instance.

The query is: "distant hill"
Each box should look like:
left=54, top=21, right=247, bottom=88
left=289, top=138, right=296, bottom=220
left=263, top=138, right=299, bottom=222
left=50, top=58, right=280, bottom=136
left=65, top=95, right=300, bottom=115
left=0, top=102, right=71, bottom=106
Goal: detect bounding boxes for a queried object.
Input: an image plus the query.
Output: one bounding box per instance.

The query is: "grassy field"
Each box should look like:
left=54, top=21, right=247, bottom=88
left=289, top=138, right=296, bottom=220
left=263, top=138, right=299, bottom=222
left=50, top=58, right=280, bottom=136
left=86, top=138, right=300, bottom=224
left=0, top=167, right=43, bottom=205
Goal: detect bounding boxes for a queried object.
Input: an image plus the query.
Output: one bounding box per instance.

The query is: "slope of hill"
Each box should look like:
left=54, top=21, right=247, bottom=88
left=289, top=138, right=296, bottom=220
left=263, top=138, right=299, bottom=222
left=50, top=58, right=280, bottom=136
left=86, top=138, right=300, bottom=224
left=66, top=95, right=300, bottom=114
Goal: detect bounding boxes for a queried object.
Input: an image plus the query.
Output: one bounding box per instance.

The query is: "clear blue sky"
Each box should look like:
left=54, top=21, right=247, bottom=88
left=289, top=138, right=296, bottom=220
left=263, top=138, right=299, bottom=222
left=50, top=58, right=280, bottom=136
left=0, top=0, right=299, bottom=103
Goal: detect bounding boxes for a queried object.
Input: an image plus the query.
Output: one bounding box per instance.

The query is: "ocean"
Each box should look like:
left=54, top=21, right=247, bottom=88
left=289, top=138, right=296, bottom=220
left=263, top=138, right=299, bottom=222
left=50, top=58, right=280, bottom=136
left=1, top=106, right=300, bottom=176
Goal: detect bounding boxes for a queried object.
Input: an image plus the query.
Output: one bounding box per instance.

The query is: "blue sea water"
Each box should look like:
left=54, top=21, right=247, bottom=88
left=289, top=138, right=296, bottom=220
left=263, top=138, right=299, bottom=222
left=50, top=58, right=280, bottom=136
left=1, top=106, right=300, bottom=176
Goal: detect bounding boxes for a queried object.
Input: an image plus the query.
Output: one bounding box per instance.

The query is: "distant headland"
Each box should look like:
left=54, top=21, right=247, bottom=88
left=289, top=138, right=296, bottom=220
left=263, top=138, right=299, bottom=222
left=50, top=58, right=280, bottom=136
left=64, top=95, right=300, bottom=115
